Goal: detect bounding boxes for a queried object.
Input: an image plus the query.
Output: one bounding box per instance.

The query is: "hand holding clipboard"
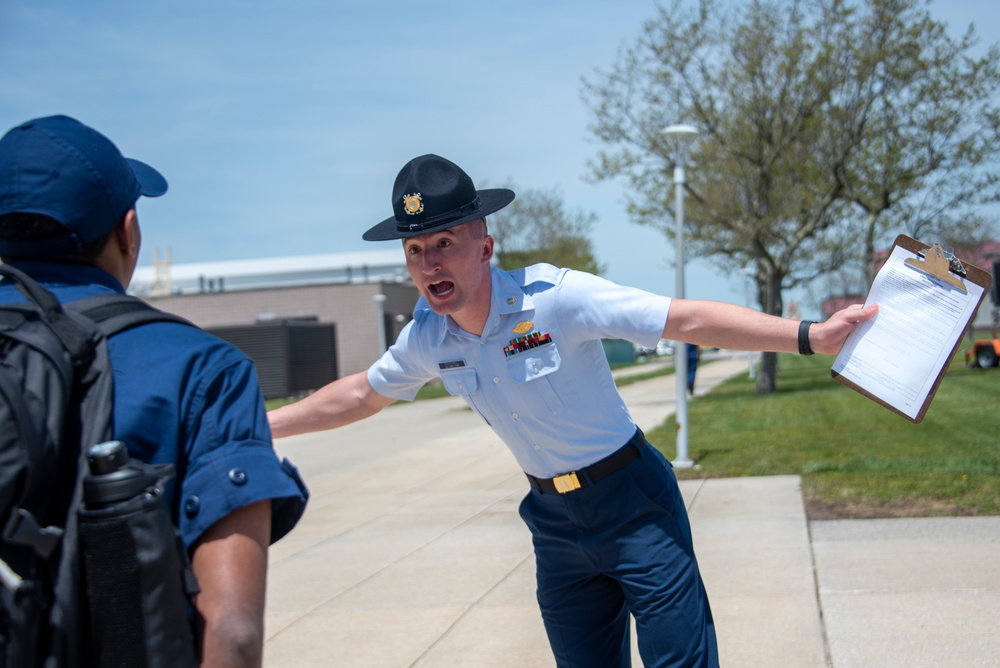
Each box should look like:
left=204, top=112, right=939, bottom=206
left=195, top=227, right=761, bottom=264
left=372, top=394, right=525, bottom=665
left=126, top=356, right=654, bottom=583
left=831, top=235, right=993, bottom=423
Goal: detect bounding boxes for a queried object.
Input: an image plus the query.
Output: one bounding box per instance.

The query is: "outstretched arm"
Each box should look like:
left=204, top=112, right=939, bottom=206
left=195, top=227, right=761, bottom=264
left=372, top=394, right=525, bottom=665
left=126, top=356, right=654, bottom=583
left=662, top=299, right=878, bottom=355
left=268, top=370, right=396, bottom=439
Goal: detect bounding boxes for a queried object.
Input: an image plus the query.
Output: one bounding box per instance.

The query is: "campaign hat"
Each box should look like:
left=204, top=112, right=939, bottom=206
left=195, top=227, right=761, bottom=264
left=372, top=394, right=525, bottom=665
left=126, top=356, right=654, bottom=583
left=0, top=115, right=167, bottom=256
left=363, top=153, right=514, bottom=241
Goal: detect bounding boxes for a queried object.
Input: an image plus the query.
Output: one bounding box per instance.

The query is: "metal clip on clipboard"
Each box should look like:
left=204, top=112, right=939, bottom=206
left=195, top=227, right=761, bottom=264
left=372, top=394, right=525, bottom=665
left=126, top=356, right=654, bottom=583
left=904, top=243, right=968, bottom=293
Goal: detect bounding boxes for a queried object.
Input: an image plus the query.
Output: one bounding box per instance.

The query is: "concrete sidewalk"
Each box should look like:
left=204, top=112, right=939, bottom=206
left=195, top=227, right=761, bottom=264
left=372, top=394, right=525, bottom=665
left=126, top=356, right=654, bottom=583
left=264, top=354, right=1000, bottom=667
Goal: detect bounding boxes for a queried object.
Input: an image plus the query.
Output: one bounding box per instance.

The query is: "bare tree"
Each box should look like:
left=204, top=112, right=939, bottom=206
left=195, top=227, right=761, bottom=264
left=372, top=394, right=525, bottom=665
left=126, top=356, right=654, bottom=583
left=820, top=0, right=1000, bottom=284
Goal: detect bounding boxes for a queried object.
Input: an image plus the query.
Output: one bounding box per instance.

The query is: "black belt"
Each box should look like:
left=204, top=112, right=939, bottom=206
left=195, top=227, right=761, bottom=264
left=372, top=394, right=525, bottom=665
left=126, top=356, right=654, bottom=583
left=526, top=430, right=644, bottom=494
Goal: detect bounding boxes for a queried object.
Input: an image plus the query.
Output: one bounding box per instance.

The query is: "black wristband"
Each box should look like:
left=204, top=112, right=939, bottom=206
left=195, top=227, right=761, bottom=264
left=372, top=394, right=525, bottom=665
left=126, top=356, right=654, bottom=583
left=798, top=320, right=814, bottom=356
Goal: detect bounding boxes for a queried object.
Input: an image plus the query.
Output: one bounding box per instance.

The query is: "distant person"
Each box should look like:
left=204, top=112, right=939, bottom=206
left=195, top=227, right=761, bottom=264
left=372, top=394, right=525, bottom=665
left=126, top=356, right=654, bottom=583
left=0, top=115, right=309, bottom=667
left=268, top=154, right=877, bottom=668
left=687, top=343, right=701, bottom=395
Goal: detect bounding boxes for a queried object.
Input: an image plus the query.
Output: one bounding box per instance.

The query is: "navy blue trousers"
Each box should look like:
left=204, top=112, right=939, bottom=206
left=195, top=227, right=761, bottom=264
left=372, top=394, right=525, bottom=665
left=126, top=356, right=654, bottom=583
left=519, top=438, right=719, bottom=668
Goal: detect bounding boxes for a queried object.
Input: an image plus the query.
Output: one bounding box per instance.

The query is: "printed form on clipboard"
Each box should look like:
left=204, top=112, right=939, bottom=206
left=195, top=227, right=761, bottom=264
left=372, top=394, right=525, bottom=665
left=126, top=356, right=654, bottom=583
left=831, top=235, right=992, bottom=423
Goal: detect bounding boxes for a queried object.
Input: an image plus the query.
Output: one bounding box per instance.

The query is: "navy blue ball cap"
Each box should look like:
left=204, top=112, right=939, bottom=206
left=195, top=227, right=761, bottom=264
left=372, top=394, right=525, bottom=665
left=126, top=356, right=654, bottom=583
left=0, top=115, right=168, bottom=256
left=364, top=154, right=514, bottom=241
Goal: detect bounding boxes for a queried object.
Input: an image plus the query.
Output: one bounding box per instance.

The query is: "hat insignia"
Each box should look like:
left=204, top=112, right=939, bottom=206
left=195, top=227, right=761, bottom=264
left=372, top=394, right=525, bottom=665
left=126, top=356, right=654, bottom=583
left=403, top=193, right=424, bottom=215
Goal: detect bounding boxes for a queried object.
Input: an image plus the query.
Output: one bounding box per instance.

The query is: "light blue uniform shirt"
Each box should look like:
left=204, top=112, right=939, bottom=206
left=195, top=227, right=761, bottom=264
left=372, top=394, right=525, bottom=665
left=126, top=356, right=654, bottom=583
left=368, top=264, right=671, bottom=478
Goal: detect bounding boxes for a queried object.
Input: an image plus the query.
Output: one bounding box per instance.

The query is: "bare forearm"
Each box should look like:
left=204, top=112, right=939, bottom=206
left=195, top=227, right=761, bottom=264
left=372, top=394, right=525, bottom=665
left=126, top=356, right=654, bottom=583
left=663, top=299, right=878, bottom=355
left=268, top=371, right=394, bottom=439
left=192, top=500, right=271, bottom=668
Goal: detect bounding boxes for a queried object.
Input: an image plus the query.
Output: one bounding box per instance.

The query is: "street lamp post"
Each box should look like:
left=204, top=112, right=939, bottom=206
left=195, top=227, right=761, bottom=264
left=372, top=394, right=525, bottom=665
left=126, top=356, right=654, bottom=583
left=373, top=293, right=388, bottom=354
left=662, top=124, right=699, bottom=469
left=743, top=266, right=758, bottom=380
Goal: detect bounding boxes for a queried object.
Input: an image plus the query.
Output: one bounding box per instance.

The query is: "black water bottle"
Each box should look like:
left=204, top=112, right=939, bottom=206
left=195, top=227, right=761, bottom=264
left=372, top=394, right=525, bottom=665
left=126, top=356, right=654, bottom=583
left=83, top=440, right=158, bottom=509
left=78, top=440, right=199, bottom=668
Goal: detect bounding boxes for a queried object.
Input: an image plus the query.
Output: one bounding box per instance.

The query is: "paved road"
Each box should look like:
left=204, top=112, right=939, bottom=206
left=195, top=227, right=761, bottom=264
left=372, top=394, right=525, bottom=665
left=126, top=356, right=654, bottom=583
left=264, top=354, right=1000, bottom=667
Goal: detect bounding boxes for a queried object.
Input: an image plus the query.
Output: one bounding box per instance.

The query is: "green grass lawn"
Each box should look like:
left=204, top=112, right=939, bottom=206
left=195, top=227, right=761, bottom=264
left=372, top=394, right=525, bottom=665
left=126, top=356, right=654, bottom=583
left=645, top=353, right=1000, bottom=519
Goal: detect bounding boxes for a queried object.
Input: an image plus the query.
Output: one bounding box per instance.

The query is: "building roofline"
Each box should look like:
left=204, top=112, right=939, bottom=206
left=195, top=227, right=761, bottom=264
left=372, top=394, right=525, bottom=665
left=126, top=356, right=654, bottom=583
left=131, top=248, right=409, bottom=296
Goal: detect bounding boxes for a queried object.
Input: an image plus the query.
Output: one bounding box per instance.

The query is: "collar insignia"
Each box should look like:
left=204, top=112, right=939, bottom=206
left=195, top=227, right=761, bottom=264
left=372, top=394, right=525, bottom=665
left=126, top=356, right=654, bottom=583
left=506, top=296, right=518, bottom=306
left=403, top=193, right=424, bottom=215
left=513, top=320, right=534, bottom=334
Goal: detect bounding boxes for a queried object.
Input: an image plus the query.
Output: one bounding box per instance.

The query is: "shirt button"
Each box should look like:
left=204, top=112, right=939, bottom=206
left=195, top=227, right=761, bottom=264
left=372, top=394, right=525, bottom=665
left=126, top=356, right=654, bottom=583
left=511, top=412, right=519, bottom=420
left=534, top=444, right=542, bottom=451
left=532, top=364, right=540, bottom=373
left=457, top=382, right=464, bottom=390
left=493, top=377, right=500, bottom=384
left=228, top=468, right=248, bottom=486
left=184, top=496, right=201, bottom=518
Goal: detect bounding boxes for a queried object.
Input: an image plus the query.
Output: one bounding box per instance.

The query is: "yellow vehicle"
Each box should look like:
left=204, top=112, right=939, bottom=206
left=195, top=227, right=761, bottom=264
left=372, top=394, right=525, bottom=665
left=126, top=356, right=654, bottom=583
left=967, top=337, right=1000, bottom=368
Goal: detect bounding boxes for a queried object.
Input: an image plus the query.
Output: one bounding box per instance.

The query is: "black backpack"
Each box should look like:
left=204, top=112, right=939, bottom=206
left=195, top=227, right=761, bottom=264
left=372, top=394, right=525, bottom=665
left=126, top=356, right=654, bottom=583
left=0, top=264, right=198, bottom=668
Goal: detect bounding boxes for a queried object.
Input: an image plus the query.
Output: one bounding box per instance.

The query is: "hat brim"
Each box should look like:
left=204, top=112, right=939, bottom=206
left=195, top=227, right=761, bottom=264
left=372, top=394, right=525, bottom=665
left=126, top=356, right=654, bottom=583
left=363, top=188, right=515, bottom=241
left=127, top=158, right=168, bottom=197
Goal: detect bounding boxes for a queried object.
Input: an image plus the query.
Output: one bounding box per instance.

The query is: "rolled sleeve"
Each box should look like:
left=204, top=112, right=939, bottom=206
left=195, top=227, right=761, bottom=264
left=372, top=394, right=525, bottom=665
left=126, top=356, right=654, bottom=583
left=178, top=351, right=309, bottom=548
left=177, top=438, right=307, bottom=547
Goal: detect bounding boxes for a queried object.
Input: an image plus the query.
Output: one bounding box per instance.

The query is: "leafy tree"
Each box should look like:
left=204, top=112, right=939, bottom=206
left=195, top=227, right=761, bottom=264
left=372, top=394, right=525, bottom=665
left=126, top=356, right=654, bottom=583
left=488, top=184, right=605, bottom=274
left=582, top=0, right=1000, bottom=393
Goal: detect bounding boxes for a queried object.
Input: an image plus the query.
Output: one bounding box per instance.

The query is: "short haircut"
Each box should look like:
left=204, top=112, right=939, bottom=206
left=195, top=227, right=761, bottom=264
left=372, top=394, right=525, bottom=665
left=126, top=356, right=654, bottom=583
left=469, top=218, right=488, bottom=238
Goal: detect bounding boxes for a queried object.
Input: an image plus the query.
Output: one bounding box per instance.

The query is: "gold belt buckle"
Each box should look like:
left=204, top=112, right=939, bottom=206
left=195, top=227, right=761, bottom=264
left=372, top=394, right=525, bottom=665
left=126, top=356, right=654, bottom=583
left=552, top=472, right=582, bottom=494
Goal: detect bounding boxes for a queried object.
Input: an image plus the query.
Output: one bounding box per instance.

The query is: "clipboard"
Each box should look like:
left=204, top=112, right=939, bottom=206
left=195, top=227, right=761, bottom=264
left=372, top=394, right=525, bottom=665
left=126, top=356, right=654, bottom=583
left=831, top=234, right=993, bottom=423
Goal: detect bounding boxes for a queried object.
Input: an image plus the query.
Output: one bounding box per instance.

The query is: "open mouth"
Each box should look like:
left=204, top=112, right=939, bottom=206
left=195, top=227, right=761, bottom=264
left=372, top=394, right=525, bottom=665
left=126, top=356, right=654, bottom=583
left=428, top=280, right=454, bottom=298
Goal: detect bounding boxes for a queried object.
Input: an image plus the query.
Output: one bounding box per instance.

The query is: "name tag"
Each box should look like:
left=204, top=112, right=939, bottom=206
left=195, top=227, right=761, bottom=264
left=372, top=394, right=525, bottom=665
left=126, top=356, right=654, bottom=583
left=438, top=360, right=467, bottom=370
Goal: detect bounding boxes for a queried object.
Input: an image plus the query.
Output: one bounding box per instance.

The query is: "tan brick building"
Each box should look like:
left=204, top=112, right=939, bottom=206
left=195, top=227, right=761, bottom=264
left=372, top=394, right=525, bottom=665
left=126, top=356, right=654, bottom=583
left=130, top=250, right=420, bottom=394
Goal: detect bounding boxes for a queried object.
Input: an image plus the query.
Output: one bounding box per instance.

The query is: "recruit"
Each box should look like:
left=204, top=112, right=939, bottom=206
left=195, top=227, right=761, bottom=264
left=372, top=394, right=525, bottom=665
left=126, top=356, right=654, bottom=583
left=268, top=154, right=877, bottom=668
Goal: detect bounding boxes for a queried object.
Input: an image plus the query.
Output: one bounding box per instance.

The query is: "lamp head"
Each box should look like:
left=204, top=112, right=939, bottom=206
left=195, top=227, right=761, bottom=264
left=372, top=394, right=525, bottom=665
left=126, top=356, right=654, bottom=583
left=661, top=124, right=700, bottom=140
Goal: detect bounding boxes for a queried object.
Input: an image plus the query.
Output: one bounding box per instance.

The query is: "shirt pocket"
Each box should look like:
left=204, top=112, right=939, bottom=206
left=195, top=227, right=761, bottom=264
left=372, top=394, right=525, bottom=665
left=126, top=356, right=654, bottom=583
left=506, top=343, right=565, bottom=413
left=438, top=367, right=495, bottom=426
left=439, top=368, right=479, bottom=396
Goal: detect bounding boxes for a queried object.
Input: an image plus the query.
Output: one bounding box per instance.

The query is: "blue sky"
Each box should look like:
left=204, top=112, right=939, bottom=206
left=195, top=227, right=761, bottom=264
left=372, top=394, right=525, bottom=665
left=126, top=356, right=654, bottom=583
left=2, top=0, right=998, bottom=317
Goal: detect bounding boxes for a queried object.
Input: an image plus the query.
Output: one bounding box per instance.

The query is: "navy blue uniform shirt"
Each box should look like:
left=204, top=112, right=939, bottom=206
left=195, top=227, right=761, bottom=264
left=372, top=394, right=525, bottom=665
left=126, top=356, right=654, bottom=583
left=0, top=261, right=307, bottom=547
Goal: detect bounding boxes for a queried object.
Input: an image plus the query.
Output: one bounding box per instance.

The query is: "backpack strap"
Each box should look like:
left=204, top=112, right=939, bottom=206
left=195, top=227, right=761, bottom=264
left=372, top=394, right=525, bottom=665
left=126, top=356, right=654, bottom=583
left=66, top=293, right=194, bottom=337
left=0, top=264, right=103, bottom=368
left=0, top=266, right=192, bottom=338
